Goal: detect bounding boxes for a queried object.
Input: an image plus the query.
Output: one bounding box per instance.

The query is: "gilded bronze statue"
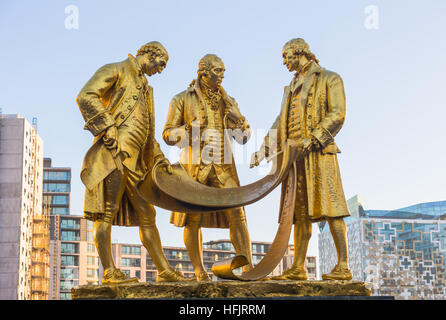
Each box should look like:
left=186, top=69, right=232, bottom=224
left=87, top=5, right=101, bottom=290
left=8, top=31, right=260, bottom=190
left=76, top=39, right=353, bottom=287
left=162, top=54, right=254, bottom=281
left=251, top=38, right=353, bottom=281
left=77, top=41, right=191, bottom=284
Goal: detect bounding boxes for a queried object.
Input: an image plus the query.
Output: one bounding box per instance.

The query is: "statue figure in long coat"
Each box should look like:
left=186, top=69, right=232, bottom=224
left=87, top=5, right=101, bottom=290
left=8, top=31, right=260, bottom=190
left=163, top=54, right=253, bottom=281
left=77, top=41, right=190, bottom=284
left=251, top=38, right=353, bottom=280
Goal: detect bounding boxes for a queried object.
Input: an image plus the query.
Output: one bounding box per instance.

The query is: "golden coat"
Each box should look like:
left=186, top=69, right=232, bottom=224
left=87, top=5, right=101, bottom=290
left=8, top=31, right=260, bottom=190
left=263, top=62, right=350, bottom=222
left=77, top=54, right=163, bottom=226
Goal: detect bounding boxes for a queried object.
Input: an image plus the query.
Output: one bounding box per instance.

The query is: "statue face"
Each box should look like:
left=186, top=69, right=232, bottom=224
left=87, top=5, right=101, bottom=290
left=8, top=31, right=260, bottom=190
left=204, top=60, right=225, bottom=87
left=282, top=48, right=298, bottom=72
left=282, top=48, right=307, bottom=73
left=145, top=54, right=168, bottom=76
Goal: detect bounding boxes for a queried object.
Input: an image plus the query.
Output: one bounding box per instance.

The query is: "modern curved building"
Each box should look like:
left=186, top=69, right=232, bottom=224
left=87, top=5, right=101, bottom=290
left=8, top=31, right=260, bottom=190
left=319, top=196, right=446, bottom=300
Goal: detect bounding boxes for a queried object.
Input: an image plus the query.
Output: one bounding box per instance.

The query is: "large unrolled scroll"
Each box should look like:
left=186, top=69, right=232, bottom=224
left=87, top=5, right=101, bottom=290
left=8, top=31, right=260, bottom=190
left=146, top=140, right=299, bottom=210
left=136, top=140, right=302, bottom=281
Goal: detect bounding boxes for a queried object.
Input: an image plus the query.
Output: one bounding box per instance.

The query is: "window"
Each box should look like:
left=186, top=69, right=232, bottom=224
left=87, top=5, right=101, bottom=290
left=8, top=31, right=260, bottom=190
left=61, top=243, right=78, bottom=254
left=87, top=231, right=93, bottom=242
left=60, top=268, right=78, bottom=279
left=204, top=241, right=233, bottom=251
left=60, top=293, right=72, bottom=300
left=121, top=258, right=140, bottom=267
left=61, top=231, right=79, bottom=241
left=135, top=271, right=140, bottom=279
left=51, top=195, right=69, bottom=205
left=87, top=268, right=97, bottom=278
left=61, top=255, right=78, bottom=266
left=44, top=208, right=70, bottom=216
left=61, top=219, right=80, bottom=229
left=87, top=244, right=96, bottom=253
left=60, top=280, right=78, bottom=290
left=43, top=183, right=70, bottom=192
left=252, top=244, right=267, bottom=254
left=121, top=246, right=141, bottom=255
left=87, top=256, right=97, bottom=266
left=44, top=171, right=71, bottom=181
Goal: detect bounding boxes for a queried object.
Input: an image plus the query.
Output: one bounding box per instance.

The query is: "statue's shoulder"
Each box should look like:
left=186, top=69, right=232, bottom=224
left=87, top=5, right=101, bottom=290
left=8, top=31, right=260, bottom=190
left=169, top=89, right=190, bottom=106
left=320, top=68, right=342, bottom=81
left=98, top=59, right=126, bottom=72
left=175, top=88, right=190, bottom=98
left=225, top=91, right=237, bottom=103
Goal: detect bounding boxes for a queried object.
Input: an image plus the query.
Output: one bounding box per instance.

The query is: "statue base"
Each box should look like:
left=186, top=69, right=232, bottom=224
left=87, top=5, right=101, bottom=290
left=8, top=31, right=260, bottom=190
left=71, top=280, right=372, bottom=299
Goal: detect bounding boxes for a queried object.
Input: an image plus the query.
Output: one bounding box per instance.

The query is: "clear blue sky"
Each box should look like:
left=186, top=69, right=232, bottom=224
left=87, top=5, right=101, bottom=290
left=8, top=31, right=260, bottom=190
left=1, top=1, right=445, bottom=256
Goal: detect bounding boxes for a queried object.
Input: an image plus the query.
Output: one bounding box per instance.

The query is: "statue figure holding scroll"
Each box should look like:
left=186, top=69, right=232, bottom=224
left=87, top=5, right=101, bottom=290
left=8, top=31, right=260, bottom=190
left=77, top=41, right=191, bottom=284
left=251, top=38, right=353, bottom=280
left=163, top=54, right=253, bottom=281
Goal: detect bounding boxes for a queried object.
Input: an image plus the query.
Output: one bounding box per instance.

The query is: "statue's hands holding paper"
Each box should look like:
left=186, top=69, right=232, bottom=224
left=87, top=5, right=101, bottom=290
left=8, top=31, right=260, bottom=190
left=249, top=136, right=318, bottom=169
left=250, top=150, right=265, bottom=168
left=154, top=156, right=173, bottom=175
left=300, top=136, right=321, bottom=153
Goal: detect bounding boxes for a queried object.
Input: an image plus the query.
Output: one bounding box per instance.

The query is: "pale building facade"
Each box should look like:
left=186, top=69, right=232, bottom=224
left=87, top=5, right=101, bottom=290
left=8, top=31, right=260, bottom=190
left=0, top=115, right=45, bottom=300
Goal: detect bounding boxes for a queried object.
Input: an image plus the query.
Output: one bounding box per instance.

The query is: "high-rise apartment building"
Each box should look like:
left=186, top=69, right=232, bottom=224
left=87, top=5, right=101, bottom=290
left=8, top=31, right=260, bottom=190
left=49, top=215, right=99, bottom=300
left=0, top=114, right=46, bottom=300
left=319, top=195, right=446, bottom=299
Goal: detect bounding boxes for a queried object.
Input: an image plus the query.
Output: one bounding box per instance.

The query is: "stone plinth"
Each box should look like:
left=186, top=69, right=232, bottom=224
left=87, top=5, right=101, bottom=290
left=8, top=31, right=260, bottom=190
left=72, top=280, right=371, bottom=299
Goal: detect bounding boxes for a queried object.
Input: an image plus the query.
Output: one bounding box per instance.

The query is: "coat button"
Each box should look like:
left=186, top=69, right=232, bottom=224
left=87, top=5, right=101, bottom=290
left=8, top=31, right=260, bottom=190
left=133, top=95, right=138, bottom=100
left=120, top=114, right=125, bottom=119
left=308, top=115, right=312, bottom=119
left=136, top=85, right=142, bottom=90
left=127, top=105, right=132, bottom=110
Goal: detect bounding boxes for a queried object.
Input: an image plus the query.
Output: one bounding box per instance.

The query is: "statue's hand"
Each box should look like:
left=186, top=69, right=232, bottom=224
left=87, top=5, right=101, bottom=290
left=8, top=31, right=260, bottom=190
left=225, top=101, right=243, bottom=122
left=299, top=137, right=319, bottom=153
left=249, top=151, right=264, bottom=168
left=103, top=126, right=120, bottom=158
left=156, top=157, right=173, bottom=175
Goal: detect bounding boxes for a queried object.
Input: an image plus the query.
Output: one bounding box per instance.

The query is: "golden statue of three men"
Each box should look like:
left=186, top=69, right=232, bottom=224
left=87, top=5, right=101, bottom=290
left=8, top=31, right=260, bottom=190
left=77, top=38, right=352, bottom=285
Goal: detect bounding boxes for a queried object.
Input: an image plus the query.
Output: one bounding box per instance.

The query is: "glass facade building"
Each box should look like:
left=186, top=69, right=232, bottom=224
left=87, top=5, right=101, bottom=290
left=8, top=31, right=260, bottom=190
left=42, top=158, right=71, bottom=216
left=319, top=196, right=446, bottom=299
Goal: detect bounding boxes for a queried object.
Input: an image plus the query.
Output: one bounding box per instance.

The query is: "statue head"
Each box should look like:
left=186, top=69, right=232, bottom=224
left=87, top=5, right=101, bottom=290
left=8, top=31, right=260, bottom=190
left=136, top=41, right=169, bottom=76
left=197, top=54, right=225, bottom=89
left=282, top=38, right=319, bottom=73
